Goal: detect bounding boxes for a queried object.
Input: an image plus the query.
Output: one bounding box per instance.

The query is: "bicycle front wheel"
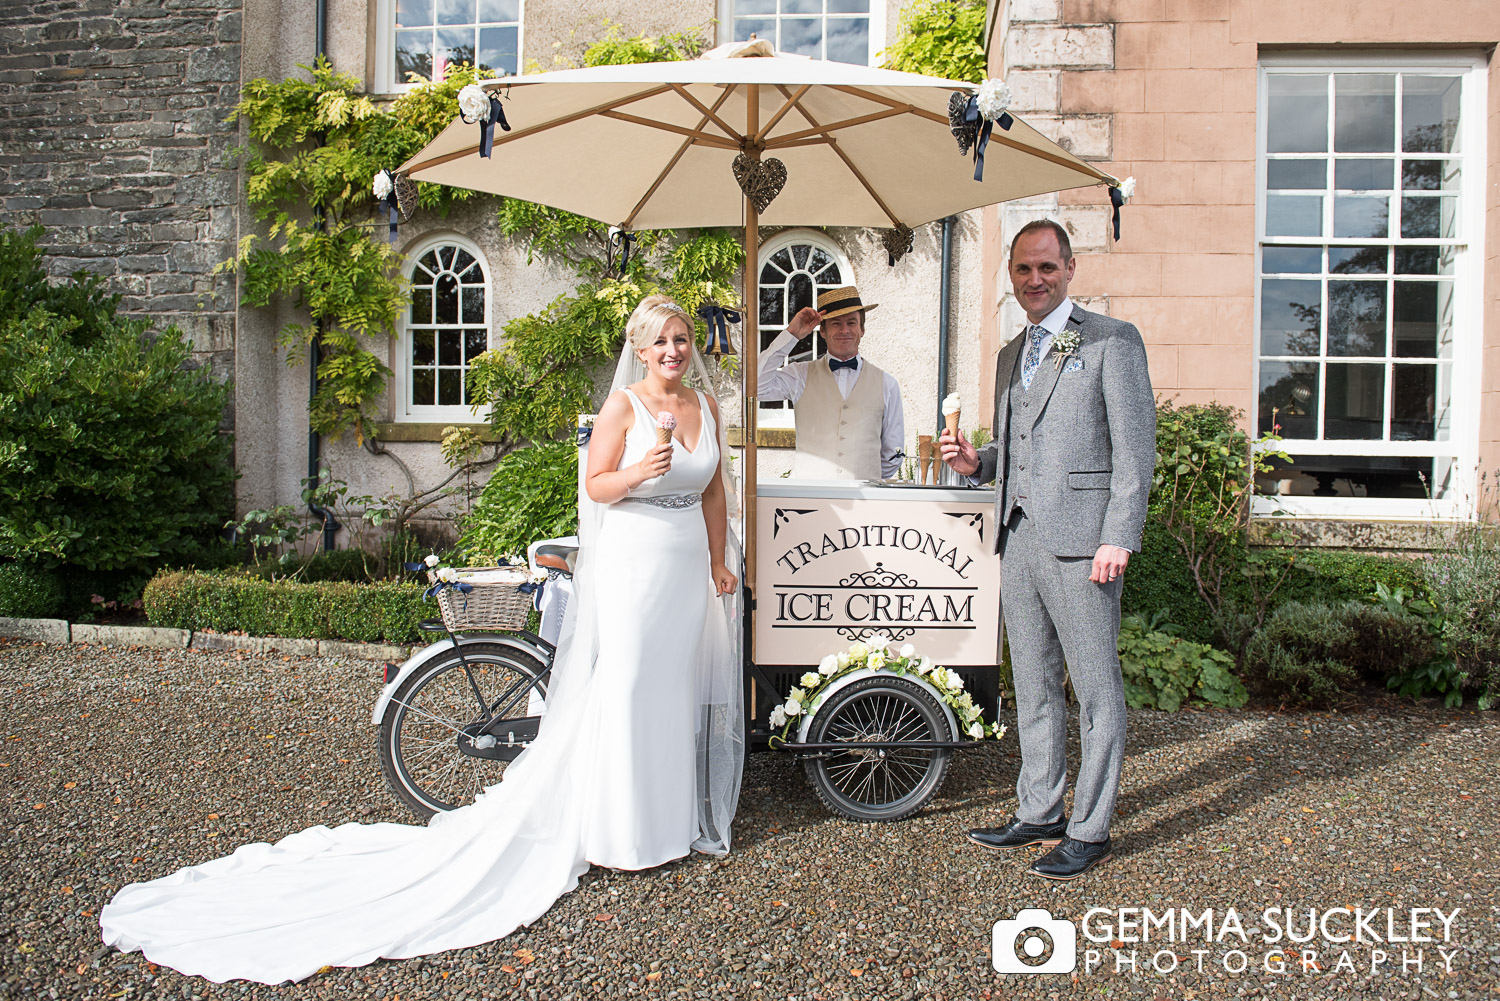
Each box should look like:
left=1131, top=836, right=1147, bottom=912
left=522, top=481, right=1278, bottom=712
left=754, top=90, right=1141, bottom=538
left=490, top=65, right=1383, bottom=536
left=377, top=643, right=549, bottom=818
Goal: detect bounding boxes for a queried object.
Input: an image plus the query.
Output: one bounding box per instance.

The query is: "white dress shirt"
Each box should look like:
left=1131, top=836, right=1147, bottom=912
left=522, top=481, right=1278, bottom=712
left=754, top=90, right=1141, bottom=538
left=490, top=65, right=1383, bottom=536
left=757, top=330, right=906, bottom=478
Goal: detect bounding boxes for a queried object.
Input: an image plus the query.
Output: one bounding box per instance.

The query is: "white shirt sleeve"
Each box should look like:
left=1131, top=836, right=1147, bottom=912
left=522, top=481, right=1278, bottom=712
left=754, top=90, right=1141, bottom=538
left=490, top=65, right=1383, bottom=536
left=881, top=371, right=905, bottom=479
left=756, top=330, right=808, bottom=403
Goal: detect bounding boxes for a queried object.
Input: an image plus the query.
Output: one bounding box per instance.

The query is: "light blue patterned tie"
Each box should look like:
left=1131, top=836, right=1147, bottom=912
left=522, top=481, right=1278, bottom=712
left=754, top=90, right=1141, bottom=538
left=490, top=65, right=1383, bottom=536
left=1020, top=324, right=1047, bottom=391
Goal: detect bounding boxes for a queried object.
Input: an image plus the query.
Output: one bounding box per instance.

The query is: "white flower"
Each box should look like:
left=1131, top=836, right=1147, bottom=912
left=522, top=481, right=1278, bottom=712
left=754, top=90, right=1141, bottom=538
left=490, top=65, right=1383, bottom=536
left=976, top=78, right=1012, bottom=122
left=457, top=84, right=491, bottom=123
left=788, top=687, right=806, bottom=703
left=783, top=698, right=803, bottom=717
left=948, top=671, right=965, bottom=691
left=993, top=723, right=1008, bottom=740
left=769, top=706, right=788, bottom=728
left=436, top=566, right=458, bottom=583
left=867, top=631, right=892, bottom=652
left=837, top=651, right=851, bottom=669
left=800, top=671, right=821, bottom=689
left=423, top=553, right=441, bottom=568
left=847, top=642, right=869, bottom=661
left=372, top=170, right=394, bottom=201
left=915, top=657, right=934, bottom=675
left=818, top=654, right=839, bottom=676
left=899, top=644, right=915, bottom=659
left=1119, top=176, right=1136, bottom=201
left=968, top=721, right=985, bottom=740
left=868, top=650, right=886, bottom=671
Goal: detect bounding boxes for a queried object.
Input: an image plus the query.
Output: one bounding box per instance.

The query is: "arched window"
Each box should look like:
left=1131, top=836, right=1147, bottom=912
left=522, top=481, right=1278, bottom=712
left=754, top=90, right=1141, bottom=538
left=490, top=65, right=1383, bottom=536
left=397, top=236, right=491, bottom=420
left=757, top=230, right=852, bottom=420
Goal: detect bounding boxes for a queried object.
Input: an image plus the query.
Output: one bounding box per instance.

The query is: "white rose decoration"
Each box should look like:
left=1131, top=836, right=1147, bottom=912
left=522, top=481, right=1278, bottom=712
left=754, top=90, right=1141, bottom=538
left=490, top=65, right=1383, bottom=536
left=868, top=632, right=891, bottom=651
left=847, top=642, right=869, bottom=661
left=783, top=698, right=803, bottom=717
left=867, top=650, right=885, bottom=671
left=800, top=671, right=821, bottom=689
left=976, top=78, right=1012, bottom=122
left=837, top=651, right=852, bottom=669
left=457, top=84, right=491, bottom=123
left=1119, top=176, right=1136, bottom=201
left=818, top=654, right=839, bottom=676
left=436, top=567, right=458, bottom=583
left=769, top=706, right=788, bottom=728
left=372, top=170, right=394, bottom=201
left=968, top=721, right=985, bottom=740
left=915, top=657, right=934, bottom=675
left=948, top=671, right=965, bottom=691
left=788, top=687, right=806, bottom=703
left=899, top=644, right=916, bottom=660
left=423, top=553, right=441, bottom=568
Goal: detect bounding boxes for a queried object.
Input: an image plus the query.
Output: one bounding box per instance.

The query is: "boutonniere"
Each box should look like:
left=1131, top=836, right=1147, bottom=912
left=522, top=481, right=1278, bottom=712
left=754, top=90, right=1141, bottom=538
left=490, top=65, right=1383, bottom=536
left=1052, top=328, right=1082, bottom=370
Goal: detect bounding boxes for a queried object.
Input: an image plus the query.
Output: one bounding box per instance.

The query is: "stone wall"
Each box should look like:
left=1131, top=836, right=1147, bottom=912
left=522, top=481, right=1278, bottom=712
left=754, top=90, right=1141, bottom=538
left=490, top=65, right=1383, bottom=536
left=0, top=1, right=243, bottom=383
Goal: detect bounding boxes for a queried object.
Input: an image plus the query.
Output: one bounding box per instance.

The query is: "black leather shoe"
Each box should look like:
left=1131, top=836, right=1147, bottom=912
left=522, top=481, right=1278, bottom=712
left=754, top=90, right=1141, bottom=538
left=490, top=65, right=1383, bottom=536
left=967, top=816, right=1067, bottom=851
left=1028, top=835, right=1113, bottom=880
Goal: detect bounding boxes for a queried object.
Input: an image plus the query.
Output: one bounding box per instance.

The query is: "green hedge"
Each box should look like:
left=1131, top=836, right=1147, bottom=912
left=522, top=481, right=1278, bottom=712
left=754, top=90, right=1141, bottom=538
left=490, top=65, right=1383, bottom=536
left=0, top=562, right=64, bottom=618
left=143, top=571, right=430, bottom=643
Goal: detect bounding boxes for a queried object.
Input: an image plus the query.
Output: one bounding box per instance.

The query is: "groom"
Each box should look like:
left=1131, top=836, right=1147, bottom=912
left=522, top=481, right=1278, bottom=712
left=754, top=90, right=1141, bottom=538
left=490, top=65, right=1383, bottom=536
left=940, top=219, right=1155, bottom=880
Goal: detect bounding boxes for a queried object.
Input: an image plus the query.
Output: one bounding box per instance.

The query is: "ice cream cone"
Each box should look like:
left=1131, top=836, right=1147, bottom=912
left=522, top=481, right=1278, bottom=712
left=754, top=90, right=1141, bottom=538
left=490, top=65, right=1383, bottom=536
left=656, top=410, right=676, bottom=447
left=656, top=425, right=673, bottom=446
left=918, top=435, right=933, bottom=485
left=944, top=410, right=960, bottom=440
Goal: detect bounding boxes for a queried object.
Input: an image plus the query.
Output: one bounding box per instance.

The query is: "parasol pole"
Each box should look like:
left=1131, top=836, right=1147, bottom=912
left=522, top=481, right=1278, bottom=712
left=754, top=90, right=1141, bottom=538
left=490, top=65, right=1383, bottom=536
left=742, top=84, right=760, bottom=604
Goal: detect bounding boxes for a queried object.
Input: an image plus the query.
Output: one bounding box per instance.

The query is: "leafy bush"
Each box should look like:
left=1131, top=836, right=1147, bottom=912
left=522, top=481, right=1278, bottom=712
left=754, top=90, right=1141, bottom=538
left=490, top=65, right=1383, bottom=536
left=0, top=562, right=63, bottom=618
left=1117, top=614, right=1247, bottom=711
left=143, top=571, right=428, bottom=643
left=1122, top=522, right=1219, bottom=644
left=1423, top=525, right=1500, bottom=709
left=1278, top=549, right=1426, bottom=606
left=461, top=441, right=579, bottom=560
left=1241, top=600, right=1435, bottom=705
left=0, top=226, right=235, bottom=576
left=882, top=0, right=987, bottom=83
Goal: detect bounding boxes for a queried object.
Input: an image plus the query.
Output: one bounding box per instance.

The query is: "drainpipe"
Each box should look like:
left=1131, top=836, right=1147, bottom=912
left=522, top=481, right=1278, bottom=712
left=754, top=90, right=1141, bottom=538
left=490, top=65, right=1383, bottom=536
left=308, top=0, right=340, bottom=552
left=935, top=215, right=956, bottom=434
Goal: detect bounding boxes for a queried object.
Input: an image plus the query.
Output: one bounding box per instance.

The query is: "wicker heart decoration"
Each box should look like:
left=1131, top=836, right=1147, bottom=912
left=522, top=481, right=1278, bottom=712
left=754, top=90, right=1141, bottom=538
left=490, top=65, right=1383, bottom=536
left=881, top=223, right=914, bottom=266
left=732, top=153, right=787, bottom=213
left=394, top=173, right=418, bottom=221
left=948, top=91, right=978, bottom=155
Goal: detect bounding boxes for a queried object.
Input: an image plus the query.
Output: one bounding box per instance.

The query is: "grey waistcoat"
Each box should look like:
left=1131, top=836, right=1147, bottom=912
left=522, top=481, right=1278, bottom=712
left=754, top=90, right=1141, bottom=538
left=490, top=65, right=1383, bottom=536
left=1001, top=346, right=1043, bottom=522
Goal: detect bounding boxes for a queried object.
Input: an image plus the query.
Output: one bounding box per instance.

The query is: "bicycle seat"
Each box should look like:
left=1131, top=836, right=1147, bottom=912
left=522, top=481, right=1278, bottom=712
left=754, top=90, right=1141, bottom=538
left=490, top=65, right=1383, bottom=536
left=533, top=542, right=578, bottom=574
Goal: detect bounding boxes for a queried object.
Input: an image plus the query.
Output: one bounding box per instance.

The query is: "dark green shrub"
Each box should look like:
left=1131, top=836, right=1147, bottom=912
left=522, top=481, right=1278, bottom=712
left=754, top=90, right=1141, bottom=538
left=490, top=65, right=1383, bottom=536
left=1277, top=550, right=1426, bottom=606
left=1117, top=614, right=1247, bottom=711
left=1423, top=528, right=1500, bottom=709
left=0, top=226, right=235, bottom=576
left=462, top=441, right=579, bottom=559
left=143, top=571, right=428, bottom=643
left=0, top=562, right=63, bottom=618
left=1122, top=522, right=1220, bottom=644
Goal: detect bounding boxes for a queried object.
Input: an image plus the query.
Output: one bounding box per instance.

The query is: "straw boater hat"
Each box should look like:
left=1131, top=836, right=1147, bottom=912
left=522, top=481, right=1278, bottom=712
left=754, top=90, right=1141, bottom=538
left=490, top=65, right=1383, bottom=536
left=816, top=285, right=878, bottom=321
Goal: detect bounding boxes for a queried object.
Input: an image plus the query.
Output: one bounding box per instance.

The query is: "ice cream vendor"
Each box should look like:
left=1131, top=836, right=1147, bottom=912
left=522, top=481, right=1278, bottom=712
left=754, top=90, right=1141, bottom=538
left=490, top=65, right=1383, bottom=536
left=756, top=284, right=906, bottom=481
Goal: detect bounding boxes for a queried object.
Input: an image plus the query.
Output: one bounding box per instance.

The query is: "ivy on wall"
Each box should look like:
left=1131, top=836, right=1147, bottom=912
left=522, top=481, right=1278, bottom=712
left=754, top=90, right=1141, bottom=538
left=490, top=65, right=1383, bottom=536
left=881, top=0, right=987, bottom=83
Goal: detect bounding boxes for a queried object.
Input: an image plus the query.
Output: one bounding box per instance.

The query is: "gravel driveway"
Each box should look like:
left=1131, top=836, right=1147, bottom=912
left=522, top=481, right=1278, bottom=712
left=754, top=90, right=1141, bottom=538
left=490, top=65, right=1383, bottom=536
left=2, top=638, right=1497, bottom=1001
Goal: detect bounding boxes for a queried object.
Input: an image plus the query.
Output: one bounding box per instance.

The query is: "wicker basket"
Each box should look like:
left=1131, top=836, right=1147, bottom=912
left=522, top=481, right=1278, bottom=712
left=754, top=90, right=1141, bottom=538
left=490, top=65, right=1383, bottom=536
left=428, top=566, right=534, bottom=632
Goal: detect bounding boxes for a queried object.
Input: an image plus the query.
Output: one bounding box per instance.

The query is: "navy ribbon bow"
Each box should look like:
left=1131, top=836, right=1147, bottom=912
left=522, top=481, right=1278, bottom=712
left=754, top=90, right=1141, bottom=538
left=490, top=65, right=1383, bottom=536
left=610, top=228, right=636, bottom=276
left=962, top=96, right=1013, bottom=183
left=1110, top=185, right=1125, bottom=241
left=829, top=356, right=859, bottom=372
left=696, top=302, right=740, bottom=354
left=477, top=94, right=511, bottom=158
left=422, top=580, right=473, bottom=601
left=576, top=422, right=593, bottom=446
left=375, top=170, right=398, bottom=243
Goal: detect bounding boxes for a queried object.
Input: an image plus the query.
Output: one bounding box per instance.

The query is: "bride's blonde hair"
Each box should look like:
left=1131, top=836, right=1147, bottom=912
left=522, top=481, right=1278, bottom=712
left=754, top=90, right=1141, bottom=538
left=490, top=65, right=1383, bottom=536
left=625, top=294, right=694, bottom=351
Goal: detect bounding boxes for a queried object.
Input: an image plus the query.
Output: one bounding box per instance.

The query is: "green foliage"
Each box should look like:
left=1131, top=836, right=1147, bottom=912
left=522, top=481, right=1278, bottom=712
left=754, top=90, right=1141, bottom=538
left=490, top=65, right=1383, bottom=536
left=582, top=21, right=706, bottom=67
left=1422, top=515, right=1500, bottom=709
left=143, top=570, right=429, bottom=643
left=0, top=228, right=235, bottom=575
left=1277, top=549, right=1426, bottom=606
left=461, top=442, right=580, bottom=560
left=1117, top=614, right=1247, bottom=711
left=0, top=562, right=64, bottom=618
left=881, top=0, right=987, bottom=83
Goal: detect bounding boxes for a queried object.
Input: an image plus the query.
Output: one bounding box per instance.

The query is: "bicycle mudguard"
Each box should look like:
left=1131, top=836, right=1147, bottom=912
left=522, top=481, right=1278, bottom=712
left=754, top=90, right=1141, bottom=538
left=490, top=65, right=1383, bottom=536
left=790, top=667, right=960, bottom=745
left=369, top=633, right=554, bottom=724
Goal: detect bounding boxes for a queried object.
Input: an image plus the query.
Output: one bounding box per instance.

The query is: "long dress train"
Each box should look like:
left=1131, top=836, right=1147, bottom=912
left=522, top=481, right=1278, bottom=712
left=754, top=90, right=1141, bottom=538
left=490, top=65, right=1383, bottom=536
left=99, top=388, right=737, bottom=984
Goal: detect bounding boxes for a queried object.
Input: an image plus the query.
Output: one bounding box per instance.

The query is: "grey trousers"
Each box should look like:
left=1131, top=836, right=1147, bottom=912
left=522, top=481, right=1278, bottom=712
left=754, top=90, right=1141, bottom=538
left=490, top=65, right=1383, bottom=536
left=999, top=509, right=1127, bottom=843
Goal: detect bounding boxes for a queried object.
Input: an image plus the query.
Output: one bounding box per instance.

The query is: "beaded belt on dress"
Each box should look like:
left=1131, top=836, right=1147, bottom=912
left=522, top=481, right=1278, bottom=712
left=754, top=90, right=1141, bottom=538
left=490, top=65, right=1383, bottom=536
left=620, top=493, right=702, bottom=509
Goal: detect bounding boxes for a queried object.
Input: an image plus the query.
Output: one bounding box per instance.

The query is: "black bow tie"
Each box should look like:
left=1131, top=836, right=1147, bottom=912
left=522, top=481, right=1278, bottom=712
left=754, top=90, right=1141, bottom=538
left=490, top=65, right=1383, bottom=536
left=828, top=356, right=859, bottom=372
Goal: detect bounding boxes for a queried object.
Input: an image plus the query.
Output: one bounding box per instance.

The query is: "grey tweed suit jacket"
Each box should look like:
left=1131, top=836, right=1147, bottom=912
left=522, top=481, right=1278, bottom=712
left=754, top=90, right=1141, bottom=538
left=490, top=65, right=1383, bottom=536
left=973, top=303, right=1156, bottom=558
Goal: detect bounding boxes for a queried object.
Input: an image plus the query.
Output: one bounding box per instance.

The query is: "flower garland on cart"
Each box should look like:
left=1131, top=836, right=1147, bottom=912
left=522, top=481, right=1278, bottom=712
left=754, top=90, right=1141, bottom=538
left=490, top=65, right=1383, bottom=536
left=768, top=633, right=1008, bottom=744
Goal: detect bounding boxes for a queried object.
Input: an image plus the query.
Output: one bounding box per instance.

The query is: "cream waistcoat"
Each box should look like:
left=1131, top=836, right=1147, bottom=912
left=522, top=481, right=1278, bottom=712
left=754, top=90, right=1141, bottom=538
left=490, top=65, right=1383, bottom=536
left=792, top=358, right=886, bottom=480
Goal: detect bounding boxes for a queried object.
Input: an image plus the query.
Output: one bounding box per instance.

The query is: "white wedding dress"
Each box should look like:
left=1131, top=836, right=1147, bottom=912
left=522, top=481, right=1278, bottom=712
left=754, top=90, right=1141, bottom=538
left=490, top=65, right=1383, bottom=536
left=99, top=387, right=741, bottom=984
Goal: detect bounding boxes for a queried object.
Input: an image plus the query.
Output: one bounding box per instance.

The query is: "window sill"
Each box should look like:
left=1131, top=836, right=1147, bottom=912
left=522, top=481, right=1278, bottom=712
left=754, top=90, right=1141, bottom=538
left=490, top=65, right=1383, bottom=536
left=728, top=427, right=796, bottom=448
left=371, top=422, right=498, bottom=443
left=1248, top=517, right=1458, bottom=552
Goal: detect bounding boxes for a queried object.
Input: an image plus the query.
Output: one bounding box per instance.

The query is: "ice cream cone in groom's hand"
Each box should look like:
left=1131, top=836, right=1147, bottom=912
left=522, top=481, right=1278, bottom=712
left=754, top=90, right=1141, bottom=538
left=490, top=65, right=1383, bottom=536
left=942, top=393, right=961, bottom=440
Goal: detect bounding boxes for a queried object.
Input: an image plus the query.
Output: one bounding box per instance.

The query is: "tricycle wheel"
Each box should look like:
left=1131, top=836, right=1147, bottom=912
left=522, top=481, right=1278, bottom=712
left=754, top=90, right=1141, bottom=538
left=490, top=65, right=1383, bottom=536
left=801, top=675, right=953, bottom=822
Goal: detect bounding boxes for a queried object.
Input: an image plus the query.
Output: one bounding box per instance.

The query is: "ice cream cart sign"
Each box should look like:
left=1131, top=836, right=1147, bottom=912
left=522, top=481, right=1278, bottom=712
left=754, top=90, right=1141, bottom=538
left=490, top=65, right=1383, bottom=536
left=754, top=494, right=1000, bottom=667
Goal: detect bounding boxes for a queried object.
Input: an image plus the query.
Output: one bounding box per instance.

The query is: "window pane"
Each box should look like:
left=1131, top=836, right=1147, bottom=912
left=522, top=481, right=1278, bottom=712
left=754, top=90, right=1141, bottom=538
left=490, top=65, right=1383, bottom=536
left=818, top=262, right=842, bottom=284
left=412, top=367, right=436, bottom=406
left=1328, top=246, right=1385, bottom=274
left=826, top=17, right=869, bottom=65
left=736, top=0, right=777, bottom=13
left=1326, top=280, right=1387, bottom=357
left=437, top=27, right=475, bottom=71
left=760, top=286, right=785, bottom=327
left=1267, top=76, right=1327, bottom=153
left=1260, top=279, right=1321, bottom=356
left=1334, top=158, right=1392, bottom=190
left=461, top=286, right=484, bottom=323
left=1332, top=195, right=1388, bottom=238
left=735, top=17, right=775, bottom=41
left=1403, top=76, right=1461, bottom=153
left=478, top=26, right=517, bottom=76
left=464, top=329, right=487, bottom=360
left=788, top=272, right=814, bottom=314
left=412, top=329, right=435, bottom=366
left=1402, top=159, right=1459, bottom=190
left=791, top=243, right=809, bottom=268
left=1266, top=159, right=1325, bottom=189
left=478, top=0, right=519, bottom=20
left=1258, top=454, right=1443, bottom=499
left=770, top=248, right=794, bottom=271
left=1324, top=363, right=1385, bottom=439
left=397, top=0, right=434, bottom=27
left=828, top=0, right=870, bottom=11
left=782, top=0, right=821, bottom=13
left=418, top=250, right=440, bottom=272
left=451, top=249, right=474, bottom=272
left=436, top=0, right=473, bottom=25
left=1258, top=361, right=1319, bottom=437
left=1391, top=365, right=1439, bottom=440
left=1334, top=74, right=1394, bottom=152
left=438, top=369, right=462, bottom=406
left=1400, top=195, right=1456, bottom=239
left=411, top=287, right=433, bottom=324
left=1262, top=246, right=1321, bottom=273
left=1394, top=245, right=1454, bottom=275
left=439, top=330, right=462, bottom=365
left=1266, top=194, right=1322, bottom=237
left=780, top=17, right=823, bottom=57
left=1393, top=280, right=1454, bottom=359
left=395, top=30, right=432, bottom=83
left=435, top=273, right=459, bottom=323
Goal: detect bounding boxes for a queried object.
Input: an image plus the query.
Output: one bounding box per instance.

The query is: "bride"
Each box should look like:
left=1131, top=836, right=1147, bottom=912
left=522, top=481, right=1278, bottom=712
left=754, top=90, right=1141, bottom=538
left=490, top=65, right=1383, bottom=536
left=100, top=295, right=745, bottom=984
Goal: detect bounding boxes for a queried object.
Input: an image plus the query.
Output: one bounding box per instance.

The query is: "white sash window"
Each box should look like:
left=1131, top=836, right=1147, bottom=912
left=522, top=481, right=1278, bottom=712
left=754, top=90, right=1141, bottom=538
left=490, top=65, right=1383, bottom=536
left=719, top=0, right=883, bottom=66
left=756, top=230, right=852, bottom=427
left=375, top=0, right=522, bottom=93
left=395, top=236, right=491, bottom=421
